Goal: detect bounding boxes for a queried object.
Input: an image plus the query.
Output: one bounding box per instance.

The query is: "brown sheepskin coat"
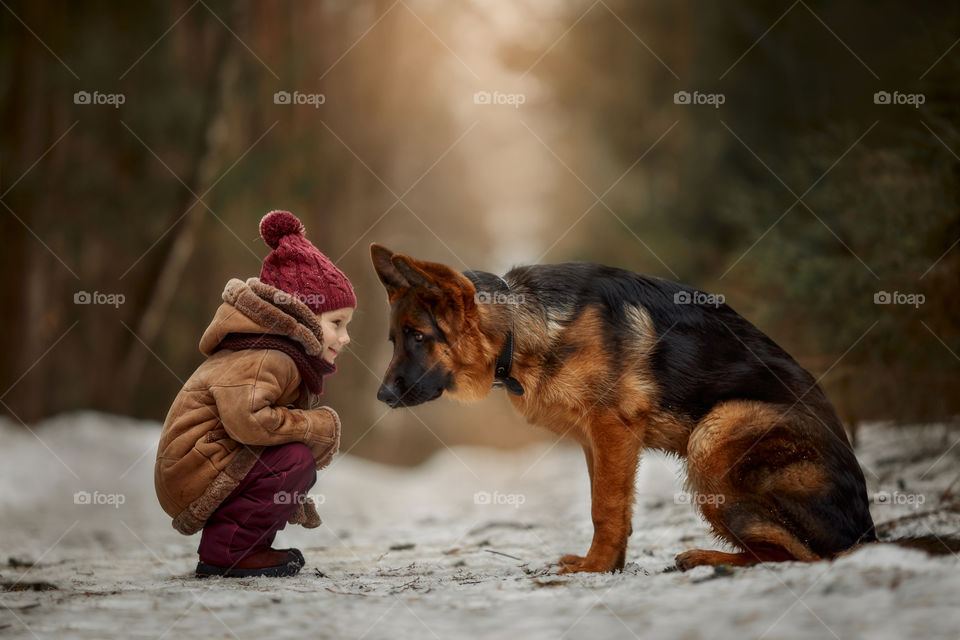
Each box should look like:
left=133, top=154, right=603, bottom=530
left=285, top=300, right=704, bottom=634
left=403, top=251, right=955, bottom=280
left=155, top=277, right=341, bottom=535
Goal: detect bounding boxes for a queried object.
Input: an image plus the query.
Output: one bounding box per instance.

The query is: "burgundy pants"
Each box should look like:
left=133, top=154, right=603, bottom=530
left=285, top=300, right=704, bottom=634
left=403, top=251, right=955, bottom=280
left=198, top=442, right=316, bottom=566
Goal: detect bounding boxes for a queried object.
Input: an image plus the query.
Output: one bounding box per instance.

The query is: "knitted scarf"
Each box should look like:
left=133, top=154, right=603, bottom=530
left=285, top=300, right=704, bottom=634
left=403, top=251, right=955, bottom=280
left=217, top=333, right=336, bottom=395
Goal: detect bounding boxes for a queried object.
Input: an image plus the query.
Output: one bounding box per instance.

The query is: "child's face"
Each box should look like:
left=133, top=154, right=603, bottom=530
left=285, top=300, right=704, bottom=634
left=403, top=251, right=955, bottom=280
left=319, top=307, right=354, bottom=363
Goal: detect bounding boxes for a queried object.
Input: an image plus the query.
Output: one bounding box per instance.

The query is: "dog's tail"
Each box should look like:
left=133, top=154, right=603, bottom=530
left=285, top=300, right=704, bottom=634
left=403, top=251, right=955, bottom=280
left=881, top=535, right=960, bottom=555
left=832, top=533, right=960, bottom=560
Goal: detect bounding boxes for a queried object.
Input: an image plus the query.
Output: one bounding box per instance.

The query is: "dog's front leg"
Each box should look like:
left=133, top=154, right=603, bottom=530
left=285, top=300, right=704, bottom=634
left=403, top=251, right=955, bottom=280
left=559, top=419, right=641, bottom=573
left=580, top=440, right=635, bottom=540
left=580, top=442, right=594, bottom=493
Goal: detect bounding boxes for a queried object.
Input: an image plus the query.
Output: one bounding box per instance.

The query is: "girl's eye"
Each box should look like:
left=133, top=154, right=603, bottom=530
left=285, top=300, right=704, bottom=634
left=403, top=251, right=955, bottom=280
left=334, top=320, right=341, bottom=326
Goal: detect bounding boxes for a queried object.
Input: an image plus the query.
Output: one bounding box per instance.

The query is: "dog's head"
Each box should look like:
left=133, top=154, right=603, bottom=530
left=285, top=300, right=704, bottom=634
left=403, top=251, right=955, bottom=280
left=370, top=243, right=494, bottom=408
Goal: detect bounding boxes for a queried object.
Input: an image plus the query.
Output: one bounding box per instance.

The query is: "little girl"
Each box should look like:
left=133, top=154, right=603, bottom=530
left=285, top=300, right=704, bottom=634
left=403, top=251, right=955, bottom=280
left=155, top=210, right=355, bottom=578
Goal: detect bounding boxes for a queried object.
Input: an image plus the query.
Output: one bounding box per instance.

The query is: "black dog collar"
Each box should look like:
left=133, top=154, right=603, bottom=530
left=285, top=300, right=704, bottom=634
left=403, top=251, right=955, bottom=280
left=494, top=328, right=524, bottom=396
left=462, top=270, right=525, bottom=396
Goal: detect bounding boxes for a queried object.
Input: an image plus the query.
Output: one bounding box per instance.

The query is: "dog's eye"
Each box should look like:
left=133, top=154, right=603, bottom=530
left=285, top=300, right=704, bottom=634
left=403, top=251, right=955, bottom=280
left=413, top=331, right=424, bottom=342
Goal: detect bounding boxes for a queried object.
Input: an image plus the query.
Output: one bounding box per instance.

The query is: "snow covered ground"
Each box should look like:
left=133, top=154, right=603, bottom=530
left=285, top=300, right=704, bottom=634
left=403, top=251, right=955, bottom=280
left=1, top=412, right=959, bottom=639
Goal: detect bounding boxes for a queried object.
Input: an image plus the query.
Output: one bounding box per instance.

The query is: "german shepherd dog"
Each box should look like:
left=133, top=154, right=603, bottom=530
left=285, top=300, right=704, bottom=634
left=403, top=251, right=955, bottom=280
left=370, top=243, right=877, bottom=573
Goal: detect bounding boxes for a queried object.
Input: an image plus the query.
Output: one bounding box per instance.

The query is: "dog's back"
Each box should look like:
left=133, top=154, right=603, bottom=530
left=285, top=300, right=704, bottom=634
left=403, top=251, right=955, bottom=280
left=505, top=262, right=841, bottom=424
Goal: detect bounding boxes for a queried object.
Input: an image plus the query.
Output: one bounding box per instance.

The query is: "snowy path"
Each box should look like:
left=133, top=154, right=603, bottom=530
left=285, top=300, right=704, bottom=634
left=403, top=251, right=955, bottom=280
left=2, top=413, right=959, bottom=639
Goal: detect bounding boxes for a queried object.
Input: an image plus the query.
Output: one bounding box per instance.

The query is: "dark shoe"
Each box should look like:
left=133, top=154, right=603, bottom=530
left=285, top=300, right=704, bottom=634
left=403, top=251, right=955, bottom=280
left=278, top=547, right=305, bottom=566
left=196, top=548, right=304, bottom=578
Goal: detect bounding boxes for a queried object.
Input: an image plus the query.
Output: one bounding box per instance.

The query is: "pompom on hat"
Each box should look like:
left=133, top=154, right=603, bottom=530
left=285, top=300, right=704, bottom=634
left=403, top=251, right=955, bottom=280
left=258, top=210, right=356, bottom=315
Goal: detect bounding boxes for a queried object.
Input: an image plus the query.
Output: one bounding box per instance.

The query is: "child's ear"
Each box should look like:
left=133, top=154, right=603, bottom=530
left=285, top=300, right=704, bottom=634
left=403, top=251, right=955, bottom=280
left=370, top=243, right=408, bottom=295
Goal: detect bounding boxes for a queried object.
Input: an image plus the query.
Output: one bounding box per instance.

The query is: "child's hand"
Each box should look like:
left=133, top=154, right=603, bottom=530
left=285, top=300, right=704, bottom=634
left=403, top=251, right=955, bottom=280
left=303, top=406, right=341, bottom=469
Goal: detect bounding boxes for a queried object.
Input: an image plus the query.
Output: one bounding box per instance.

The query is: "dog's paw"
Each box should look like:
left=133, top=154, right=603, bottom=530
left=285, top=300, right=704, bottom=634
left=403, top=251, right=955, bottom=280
left=556, top=554, right=586, bottom=574
left=674, top=550, right=699, bottom=572
left=675, top=549, right=749, bottom=572
left=674, top=549, right=723, bottom=571
left=555, top=554, right=586, bottom=573
left=556, top=554, right=622, bottom=574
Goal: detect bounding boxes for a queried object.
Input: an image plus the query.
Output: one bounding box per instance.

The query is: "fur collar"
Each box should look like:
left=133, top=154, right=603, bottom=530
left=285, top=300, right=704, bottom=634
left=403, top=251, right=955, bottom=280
left=198, top=278, right=325, bottom=357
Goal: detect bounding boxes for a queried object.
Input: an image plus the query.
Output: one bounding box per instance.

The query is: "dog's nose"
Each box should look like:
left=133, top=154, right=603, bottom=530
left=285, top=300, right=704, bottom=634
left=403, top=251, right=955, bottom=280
left=377, top=383, right=399, bottom=405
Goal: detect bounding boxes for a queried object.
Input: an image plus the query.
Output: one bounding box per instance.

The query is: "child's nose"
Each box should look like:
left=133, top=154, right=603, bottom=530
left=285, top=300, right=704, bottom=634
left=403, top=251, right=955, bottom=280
left=341, top=333, right=350, bottom=345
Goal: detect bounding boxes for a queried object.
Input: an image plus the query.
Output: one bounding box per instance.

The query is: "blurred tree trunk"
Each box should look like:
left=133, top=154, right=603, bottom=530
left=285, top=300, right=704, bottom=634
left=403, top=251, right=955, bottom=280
left=1, top=1, right=58, bottom=424
left=105, top=7, right=237, bottom=413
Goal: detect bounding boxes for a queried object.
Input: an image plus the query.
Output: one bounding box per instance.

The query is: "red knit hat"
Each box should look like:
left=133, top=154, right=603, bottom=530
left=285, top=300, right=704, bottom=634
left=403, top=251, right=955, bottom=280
left=258, top=210, right=356, bottom=314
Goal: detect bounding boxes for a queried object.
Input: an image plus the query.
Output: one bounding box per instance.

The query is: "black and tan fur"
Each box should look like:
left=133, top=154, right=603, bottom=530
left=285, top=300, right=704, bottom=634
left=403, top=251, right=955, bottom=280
left=370, top=244, right=878, bottom=573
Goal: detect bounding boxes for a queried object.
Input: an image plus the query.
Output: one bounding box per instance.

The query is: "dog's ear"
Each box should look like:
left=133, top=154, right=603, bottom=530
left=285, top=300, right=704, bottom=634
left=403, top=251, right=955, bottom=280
left=371, top=243, right=409, bottom=293
left=390, top=255, right=474, bottom=296
left=390, top=254, right=477, bottom=331
left=391, top=254, right=438, bottom=292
